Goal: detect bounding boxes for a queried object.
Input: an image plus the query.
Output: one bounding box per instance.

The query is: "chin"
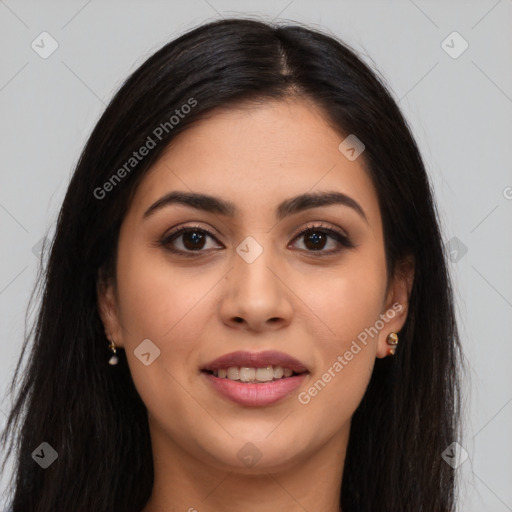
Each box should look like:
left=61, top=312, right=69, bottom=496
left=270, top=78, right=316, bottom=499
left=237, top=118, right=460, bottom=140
left=196, top=432, right=310, bottom=473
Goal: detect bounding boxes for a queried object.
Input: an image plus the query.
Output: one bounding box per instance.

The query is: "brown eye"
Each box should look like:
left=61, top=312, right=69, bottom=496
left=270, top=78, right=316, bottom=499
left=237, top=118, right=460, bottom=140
left=160, top=226, right=222, bottom=255
left=302, top=230, right=329, bottom=250
left=291, top=224, right=354, bottom=254
left=179, top=230, right=207, bottom=250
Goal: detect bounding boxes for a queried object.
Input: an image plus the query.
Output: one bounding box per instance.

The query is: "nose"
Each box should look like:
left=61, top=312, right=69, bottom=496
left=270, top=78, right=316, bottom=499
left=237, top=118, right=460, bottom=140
left=219, top=239, right=293, bottom=332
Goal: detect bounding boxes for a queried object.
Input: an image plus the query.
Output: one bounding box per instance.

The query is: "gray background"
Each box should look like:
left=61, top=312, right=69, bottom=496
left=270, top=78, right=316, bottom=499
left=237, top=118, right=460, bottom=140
left=1, top=1, right=511, bottom=510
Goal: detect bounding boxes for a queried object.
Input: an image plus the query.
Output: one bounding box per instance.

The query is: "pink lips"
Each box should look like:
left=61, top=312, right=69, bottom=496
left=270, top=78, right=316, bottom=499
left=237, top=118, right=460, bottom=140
left=201, top=350, right=309, bottom=407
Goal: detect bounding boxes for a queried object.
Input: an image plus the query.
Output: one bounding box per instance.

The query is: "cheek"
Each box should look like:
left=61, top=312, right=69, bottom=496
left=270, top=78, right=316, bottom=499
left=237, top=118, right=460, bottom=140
left=113, top=242, right=210, bottom=420
left=113, top=242, right=209, bottom=410
left=312, top=251, right=387, bottom=348
left=298, top=251, right=386, bottom=409
left=115, top=239, right=210, bottom=341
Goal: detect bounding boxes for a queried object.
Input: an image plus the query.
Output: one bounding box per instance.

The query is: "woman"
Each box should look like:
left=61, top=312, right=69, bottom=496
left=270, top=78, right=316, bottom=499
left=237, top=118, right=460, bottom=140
left=1, top=18, right=465, bottom=512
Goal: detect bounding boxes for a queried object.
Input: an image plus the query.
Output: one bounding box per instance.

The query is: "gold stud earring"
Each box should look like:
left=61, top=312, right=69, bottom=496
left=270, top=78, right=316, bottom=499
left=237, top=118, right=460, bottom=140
left=386, top=332, right=398, bottom=356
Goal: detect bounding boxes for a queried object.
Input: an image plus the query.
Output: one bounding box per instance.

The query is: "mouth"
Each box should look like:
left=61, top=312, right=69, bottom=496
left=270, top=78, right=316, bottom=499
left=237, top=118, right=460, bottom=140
left=200, top=351, right=309, bottom=407
left=203, top=365, right=305, bottom=383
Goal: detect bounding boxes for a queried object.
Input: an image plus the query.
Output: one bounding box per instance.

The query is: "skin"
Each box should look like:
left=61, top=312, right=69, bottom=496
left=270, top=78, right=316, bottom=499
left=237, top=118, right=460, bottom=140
left=98, top=97, right=414, bottom=512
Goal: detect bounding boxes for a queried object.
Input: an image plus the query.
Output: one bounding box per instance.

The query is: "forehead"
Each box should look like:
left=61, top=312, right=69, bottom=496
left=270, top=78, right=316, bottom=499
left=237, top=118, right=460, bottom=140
left=126, top=98, right=380, bottom=226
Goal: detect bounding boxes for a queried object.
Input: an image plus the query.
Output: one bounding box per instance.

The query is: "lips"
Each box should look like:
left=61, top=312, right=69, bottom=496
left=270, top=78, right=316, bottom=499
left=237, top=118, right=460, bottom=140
left=201, top=350, right=309, bottom=407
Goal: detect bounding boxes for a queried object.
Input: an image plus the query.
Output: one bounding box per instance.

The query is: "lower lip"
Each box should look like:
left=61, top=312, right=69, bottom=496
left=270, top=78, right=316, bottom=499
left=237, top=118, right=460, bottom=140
left=202, top=372, right=308, bottom=407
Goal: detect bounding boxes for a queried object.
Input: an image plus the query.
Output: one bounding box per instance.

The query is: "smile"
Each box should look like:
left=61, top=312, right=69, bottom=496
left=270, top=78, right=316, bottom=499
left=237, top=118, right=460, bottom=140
left=201, top=350, right=310, bottom=406
left=208, top=365, right=299, bottom=382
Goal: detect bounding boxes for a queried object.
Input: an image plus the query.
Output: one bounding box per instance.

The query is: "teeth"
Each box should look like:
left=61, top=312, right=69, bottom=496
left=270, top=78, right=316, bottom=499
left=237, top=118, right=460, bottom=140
left=256, top=366, right=274, bottom=382
left=239, top=367, right=256, bottom=382
left=212, top=365, right=298, bottom=382
left=273, top=366, right=284, bottom=379
left=227, top=367, right=240, bottom=380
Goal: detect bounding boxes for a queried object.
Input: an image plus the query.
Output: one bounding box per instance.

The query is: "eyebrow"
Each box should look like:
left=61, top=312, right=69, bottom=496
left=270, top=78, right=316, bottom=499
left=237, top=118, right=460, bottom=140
left=143, top=190, right=368, bottom=223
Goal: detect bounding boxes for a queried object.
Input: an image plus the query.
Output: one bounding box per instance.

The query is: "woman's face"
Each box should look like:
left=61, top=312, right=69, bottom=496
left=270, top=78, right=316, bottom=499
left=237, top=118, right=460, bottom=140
left=98, top=97, right=411, bottom=473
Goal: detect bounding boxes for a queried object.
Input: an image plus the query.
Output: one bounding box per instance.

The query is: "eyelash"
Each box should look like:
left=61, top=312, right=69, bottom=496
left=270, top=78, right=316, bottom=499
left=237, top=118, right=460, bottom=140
left=158, top=222, right=354, bottom=258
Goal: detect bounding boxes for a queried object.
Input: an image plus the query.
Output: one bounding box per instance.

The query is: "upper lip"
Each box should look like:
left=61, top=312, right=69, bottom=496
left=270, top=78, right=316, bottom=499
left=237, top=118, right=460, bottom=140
left=201, top=350, right=309, bottom=373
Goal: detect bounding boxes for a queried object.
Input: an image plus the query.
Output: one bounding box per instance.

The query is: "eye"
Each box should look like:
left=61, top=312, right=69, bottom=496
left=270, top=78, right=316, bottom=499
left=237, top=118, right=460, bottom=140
left=158, top=222, right=354, bottom=257
left=159, top=225, right=222, bottom=256
left=290, top=223, right=354, bottom=254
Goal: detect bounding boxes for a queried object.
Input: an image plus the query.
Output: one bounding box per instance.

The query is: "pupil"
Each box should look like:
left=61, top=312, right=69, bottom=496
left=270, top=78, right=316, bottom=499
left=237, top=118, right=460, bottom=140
left=184, top=231, right=205, bottom=250
left=305, top=232, right=325, bottom=250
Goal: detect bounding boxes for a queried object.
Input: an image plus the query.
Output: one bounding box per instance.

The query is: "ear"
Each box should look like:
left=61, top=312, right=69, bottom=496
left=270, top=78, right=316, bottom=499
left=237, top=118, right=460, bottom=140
left=96, top=268, right=125, bottom=348
left=376, top=254, right=415, bottom=359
